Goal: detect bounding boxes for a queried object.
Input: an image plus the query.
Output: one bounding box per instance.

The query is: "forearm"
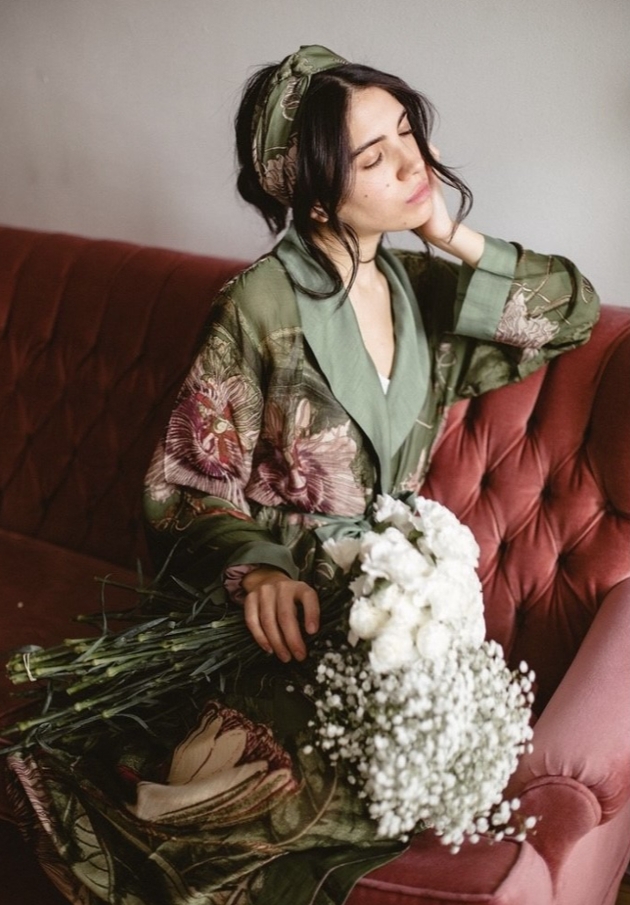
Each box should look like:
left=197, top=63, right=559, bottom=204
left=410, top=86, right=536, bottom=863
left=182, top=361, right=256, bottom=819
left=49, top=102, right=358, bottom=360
left=175, top=505, right=299, bottom=581
left=423, top=221, right=486, bottom=269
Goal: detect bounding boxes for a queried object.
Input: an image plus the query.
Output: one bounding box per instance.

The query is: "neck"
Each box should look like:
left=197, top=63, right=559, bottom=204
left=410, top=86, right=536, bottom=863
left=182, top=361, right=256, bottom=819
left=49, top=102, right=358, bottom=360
left=313, top=228, right=382, bottom=288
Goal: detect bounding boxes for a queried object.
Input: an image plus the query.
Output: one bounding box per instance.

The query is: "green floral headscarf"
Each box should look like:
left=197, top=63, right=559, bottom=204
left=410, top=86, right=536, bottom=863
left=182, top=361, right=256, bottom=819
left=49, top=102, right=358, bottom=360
left=252, top=44, right=347, bottom=206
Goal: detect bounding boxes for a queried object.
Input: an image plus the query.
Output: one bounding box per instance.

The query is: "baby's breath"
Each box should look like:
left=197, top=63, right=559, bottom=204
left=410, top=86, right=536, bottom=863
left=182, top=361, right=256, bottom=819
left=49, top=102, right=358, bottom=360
left=310, top=639, right=534, bottom=846
left=315, top=494, right=537, bottom=846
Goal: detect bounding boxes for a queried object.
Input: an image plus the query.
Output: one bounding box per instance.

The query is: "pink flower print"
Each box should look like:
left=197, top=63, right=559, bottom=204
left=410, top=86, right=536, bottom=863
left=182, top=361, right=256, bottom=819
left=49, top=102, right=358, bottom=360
left=164, top=363, right=260, bottom=492
left=130, top=702, right=297, bottom=825
left=6, top=755, right=56, bottom=836
left=251, top=400, right=366, bottom=514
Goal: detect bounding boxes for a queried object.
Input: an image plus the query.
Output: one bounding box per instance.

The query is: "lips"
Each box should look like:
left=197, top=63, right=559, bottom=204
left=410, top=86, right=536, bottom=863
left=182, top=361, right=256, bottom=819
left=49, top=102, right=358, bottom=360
left=407, top=182, right=431, bottom=204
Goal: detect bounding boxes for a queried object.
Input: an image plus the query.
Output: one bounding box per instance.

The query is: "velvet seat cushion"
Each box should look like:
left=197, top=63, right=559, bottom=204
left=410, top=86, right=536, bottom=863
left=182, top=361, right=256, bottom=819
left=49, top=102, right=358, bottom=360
left=0, top=528, right=140, bottom=817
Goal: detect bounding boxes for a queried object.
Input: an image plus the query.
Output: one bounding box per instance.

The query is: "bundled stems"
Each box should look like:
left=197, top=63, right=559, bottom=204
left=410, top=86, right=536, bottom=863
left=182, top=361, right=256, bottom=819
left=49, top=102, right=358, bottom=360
left=1, top=577, right=347, bottom=754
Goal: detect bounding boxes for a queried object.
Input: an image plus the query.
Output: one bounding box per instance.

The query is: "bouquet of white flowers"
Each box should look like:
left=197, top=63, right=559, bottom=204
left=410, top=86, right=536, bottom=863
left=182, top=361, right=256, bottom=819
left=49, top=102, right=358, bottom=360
left=308, top=494, right=536, bottom=848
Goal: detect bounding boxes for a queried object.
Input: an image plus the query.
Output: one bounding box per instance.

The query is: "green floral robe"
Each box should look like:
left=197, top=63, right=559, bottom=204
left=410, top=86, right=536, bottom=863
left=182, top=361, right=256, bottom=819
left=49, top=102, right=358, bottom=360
left=7, top=227, right=599, bottom=905
left=143, top=226, right=598, bottom=603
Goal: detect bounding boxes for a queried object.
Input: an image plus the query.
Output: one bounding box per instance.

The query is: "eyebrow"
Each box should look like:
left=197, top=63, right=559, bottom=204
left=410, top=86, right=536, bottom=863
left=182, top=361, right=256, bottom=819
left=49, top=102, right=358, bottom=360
left=351, top=109, right=409, bottom=158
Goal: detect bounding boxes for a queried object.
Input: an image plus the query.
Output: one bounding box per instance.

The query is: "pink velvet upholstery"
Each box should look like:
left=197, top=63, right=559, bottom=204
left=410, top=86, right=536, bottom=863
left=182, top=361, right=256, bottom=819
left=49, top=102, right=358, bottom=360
left=0, top=224, right=628, bottom=905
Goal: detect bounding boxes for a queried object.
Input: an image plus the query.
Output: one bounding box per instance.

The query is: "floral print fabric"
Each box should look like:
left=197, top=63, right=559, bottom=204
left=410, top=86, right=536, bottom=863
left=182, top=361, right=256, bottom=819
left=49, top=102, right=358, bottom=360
left=7, top=687, right=403, bottom=905
left=251, top=45, right=346, bottom=205
left=143, top=231, right=599, bottom=602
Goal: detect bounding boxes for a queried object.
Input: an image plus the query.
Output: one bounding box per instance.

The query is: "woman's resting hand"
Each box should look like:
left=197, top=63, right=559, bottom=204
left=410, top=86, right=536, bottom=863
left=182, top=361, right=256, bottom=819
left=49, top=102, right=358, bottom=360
left=241, top=567, right=320, bottom=662
left=414, top=147, right=485, bottom=268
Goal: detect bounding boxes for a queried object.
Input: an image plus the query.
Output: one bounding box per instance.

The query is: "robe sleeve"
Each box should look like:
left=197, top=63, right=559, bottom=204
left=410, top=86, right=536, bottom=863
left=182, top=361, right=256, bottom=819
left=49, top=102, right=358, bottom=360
left=402, top=236, right=600, bottom=403
left=142, top=290, right=299, bottom=591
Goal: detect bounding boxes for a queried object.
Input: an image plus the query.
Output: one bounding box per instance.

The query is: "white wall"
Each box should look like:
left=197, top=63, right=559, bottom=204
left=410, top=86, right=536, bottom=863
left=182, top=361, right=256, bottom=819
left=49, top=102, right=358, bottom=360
left=1, top=0, right=628, bottom=306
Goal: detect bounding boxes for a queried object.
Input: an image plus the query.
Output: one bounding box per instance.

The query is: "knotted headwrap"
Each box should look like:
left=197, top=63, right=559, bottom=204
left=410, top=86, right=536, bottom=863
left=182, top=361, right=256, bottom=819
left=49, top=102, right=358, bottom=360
left=252, top=44, right=347, bottom=206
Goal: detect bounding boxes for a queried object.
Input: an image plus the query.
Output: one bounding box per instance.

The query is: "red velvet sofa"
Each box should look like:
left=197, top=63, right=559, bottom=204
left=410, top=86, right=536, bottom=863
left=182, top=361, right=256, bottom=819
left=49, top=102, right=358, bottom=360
left=1, top=224, right=629, bottom=905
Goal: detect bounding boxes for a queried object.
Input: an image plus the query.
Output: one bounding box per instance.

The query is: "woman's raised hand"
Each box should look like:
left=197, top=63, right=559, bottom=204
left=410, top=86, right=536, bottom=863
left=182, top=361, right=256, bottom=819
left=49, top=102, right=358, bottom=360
left=415, top=148, right=485, bottom=269
left=414, top=148, right=456, bottom=246
left=241, top=567, right=320, bottom=662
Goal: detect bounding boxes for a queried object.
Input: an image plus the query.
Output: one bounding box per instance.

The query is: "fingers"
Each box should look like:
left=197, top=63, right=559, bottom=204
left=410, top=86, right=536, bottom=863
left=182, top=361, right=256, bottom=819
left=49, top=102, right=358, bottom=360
left=260, top=583, right=305, bottom=662
left=300, top=585, right=320, bottom=636
left=243, top=579, right=320, bottom=662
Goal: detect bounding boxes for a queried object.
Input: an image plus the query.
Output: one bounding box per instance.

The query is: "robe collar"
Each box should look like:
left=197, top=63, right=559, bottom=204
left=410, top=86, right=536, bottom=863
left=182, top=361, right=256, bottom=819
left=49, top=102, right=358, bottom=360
left=274, top=225, right=430, bottom=493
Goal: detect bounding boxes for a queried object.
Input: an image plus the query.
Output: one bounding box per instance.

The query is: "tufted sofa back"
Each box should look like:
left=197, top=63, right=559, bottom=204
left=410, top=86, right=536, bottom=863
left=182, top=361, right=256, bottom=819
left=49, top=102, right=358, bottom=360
left=421, top=305, right=630, bottom=708
left=0, top=226, right=244, bottom=567
left=1, top=225, right=628, bottom=710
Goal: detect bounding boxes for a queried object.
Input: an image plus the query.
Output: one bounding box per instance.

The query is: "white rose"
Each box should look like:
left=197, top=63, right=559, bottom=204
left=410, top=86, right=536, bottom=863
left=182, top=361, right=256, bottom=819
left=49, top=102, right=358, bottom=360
left=371, top=586, right=432, bottom=632
left=415, top=620, right=453, bottom=661
left=369, top=626, right=417, bottom=673
left=370, top=583, right=405, bottom=614
left=460, top=609, right=486, bottom=648
left=373, top=495, right=420, bottom=536
left=387, top=547, right=433, bottom=591
left=361, top=528, right=431, bottom=590
left=359, top=527, right=400, bottom=563
left=322, top=536, right=362, bottom=572
left=414, top=498, right=479, bottom=568
left=350, top=572, right=374, bottom=598
left=425, top=566, right=476, bottom=622
left=348, top=597, right=390, bottom=640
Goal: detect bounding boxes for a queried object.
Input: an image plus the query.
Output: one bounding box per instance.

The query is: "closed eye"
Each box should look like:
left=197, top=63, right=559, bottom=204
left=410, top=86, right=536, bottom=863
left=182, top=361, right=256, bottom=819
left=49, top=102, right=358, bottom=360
left=356, top=112, right=414, bottom=169
left=363, top=153, right=383, bottom=170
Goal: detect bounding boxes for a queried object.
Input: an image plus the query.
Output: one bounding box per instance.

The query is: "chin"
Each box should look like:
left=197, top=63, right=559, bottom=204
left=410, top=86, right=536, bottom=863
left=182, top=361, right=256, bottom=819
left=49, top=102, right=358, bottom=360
left=385, top=219, right=429, bottom=235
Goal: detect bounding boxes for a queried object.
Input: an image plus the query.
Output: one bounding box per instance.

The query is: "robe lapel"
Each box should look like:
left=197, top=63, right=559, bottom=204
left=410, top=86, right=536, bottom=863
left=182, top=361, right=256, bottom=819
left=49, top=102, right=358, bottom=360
left=379, top=251, right=431, bottom=455
left=274, top=228, right=430, bottom=493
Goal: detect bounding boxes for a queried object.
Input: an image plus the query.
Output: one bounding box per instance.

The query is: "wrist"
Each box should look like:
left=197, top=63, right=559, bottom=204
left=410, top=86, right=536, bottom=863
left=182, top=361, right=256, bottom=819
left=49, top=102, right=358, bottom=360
left=224, top=563, right=259, bottom=604
left=241, top=566, right=287, bottom=594
left=424, top=223, right=485, bottom=269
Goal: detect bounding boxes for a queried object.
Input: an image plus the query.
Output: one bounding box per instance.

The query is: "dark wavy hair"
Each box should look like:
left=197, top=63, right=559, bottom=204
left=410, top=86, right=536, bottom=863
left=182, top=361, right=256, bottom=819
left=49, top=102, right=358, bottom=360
left=235, top=61, right=473, bottom=293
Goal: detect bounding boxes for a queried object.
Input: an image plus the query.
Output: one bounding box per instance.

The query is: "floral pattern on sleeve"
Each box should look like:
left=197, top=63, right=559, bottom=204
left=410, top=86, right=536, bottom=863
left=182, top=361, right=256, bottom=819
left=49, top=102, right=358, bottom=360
left=492, top=248, right=598, bottom=363
left=152, top=314, right=264, bottom=512
left=494, top=287, right=559, bottom=362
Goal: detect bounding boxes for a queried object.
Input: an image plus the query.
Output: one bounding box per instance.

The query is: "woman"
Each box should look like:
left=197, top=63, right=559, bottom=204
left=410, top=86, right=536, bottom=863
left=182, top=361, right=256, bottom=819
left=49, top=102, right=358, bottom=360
left=8, top=45, right=599, bottom=905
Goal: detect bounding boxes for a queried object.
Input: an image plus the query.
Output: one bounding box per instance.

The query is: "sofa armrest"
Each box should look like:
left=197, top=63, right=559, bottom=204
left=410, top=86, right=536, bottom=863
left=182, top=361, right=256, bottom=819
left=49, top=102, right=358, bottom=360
left=511, top=577, right=630, bottom=817
left=505, top=578, right=630, bottom=877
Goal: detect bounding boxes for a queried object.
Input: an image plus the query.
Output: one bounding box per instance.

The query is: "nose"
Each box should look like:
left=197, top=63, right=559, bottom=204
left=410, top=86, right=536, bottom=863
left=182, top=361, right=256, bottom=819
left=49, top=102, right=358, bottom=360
left=397, top=137, right=424, bottom=180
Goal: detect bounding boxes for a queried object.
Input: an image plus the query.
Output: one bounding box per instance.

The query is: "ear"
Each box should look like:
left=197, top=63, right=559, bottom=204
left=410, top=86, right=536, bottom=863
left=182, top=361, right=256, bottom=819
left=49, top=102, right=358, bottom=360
left=310, top=203, right=328, bottom=224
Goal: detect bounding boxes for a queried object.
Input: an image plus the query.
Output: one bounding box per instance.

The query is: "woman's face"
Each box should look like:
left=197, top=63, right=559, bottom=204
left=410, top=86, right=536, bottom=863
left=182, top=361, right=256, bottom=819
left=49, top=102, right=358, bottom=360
left=334, top=86, right=433, bottom=242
